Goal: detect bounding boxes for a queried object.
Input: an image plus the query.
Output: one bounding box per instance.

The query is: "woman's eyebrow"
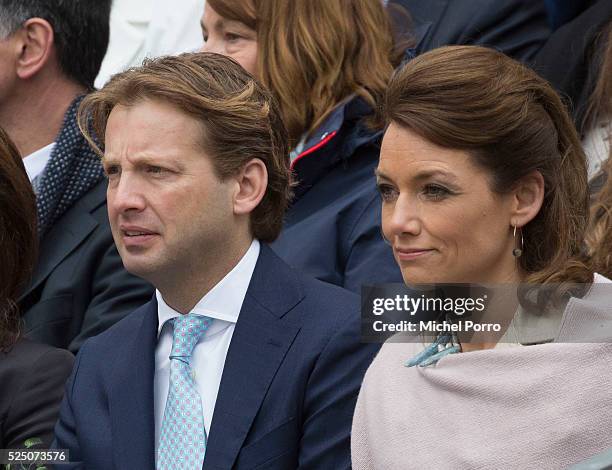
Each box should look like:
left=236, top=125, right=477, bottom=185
left=375, top=168, right=458, bottom=182
left=411, top=169, right=457, bottom=182
left=200, top=17, right=226, bottom=34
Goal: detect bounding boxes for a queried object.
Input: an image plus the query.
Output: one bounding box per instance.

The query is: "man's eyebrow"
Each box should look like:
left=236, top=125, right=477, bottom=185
left=103, top=153, right=188, bottom=172
left=100, top=154, right=115, bottom=165
left=374, top=169, right=391, bottom=180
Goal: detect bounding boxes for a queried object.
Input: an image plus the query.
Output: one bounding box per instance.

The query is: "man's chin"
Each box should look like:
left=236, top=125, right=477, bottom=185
left=120, top=257, right=158, bottom=282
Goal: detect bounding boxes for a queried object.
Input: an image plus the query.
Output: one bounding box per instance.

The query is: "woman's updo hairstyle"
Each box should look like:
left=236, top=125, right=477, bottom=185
left=384, top=45, right=592, bottom=286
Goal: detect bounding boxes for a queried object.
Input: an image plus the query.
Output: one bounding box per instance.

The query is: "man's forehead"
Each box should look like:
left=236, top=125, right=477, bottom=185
left=106, top=100, right=202, bottom=137
left=103, top=100, right=209, bottom=160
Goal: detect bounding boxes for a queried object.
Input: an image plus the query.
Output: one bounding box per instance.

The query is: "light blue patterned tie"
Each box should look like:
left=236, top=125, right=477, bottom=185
left=157, top=314, right=213, bottom=470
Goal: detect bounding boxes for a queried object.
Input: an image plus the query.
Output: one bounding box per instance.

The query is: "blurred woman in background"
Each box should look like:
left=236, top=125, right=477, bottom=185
left=200, top=0, right=413, bottom=292
left=586, top=22, right=612, bottom=279
left=0, top=128, right=74, bottom=449
left=352, top=46, right=612, bottom=469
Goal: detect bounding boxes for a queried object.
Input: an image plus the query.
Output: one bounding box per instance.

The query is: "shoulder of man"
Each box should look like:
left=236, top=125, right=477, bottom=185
left=259, top=248, right=364, bottom=348
left=82, top=299, right=155, bottom=351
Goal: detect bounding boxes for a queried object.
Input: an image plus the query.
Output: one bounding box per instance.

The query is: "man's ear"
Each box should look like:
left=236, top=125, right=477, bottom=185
left=232, top=158, right=268, bottom=216
left=15, top=18, right=55, bottom=80
left=509, top=170, right=545, bottom=229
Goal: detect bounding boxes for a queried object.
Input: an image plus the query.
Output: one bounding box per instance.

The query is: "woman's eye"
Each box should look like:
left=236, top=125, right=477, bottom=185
left=377, top=184, right=398, bottom=202
left=225, top=32, right=241, bottom=42
left=423, top=184, right=451, bottom=200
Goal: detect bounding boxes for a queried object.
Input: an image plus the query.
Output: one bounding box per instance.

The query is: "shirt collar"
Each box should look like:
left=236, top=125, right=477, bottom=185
left=156, top=239, right=260, bottom=337
left=23, top=142, right=56, bottom=182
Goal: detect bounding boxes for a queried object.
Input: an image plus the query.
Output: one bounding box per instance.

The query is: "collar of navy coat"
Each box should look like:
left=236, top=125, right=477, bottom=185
left=289, top=36, right=425, bottom=201
left=290, top=95, right=384, bottom=201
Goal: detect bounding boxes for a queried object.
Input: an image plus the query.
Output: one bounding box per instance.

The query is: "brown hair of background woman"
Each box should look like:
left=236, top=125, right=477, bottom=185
left=207, top=0, right=411, bottom=146
left=585, top=22, right=612, bottom=278
left=0, top=128, right=38, bottom=351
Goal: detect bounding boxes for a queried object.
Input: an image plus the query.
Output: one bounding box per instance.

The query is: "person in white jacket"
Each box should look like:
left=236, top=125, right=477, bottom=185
left=95, top=0, right=206, bottom=88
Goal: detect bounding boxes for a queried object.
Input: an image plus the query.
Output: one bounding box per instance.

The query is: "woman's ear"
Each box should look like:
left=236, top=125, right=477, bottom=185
left=232, top=158, right=268, bottom=216
left=509, top=170, right=545, bottom=228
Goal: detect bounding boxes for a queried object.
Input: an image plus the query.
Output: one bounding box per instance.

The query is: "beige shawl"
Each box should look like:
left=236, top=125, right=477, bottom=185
left=352, top=278, right=612, bottom=469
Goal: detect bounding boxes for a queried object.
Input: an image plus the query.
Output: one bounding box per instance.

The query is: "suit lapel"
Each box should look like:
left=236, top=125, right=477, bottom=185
left=20, top=182, right=105, bottom=300
left=108, top=300, right=158, bottom=470
left=203, top=246, right=304, bottom=469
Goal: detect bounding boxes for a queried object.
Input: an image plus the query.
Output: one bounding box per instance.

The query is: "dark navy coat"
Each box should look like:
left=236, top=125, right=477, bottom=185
left=391, top=0, right=551, bottom=62
left=531, top=0, right=612, bottom=127
left=271, top=97, right=403, bottom=293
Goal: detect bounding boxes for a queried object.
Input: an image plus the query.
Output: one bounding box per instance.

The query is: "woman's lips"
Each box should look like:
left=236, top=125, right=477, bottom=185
left=394, top=247, right=434, bottom=261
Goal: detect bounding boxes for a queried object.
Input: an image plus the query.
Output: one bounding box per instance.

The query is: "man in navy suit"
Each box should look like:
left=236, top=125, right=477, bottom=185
left=54, top=52, right=380, bottom=469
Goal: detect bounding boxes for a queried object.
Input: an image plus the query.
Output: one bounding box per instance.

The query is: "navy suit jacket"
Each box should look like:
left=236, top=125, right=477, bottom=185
left=54, top=245, right=380, bottom=469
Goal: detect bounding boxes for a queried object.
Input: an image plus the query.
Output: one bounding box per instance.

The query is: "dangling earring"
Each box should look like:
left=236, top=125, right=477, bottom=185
left=512, top=225, right=523, bottom=257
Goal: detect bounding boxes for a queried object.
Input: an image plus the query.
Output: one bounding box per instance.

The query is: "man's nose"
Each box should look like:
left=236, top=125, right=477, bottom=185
left=107, top=172, right=146, bottom=214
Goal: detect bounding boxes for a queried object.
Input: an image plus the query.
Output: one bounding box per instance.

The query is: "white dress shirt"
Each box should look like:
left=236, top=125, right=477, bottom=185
left=23, top=142, right=55, bottom=182
left=154, top=239, right=260, bottom=449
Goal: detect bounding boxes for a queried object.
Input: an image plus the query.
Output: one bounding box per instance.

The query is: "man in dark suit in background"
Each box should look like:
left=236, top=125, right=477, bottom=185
left=54, top=53, right=379, bottom=469
left=391, top=0, right=551, bottom=62
left=0, top=0, right=153, bottom=352
left=531, top=0, right=612, bottom=127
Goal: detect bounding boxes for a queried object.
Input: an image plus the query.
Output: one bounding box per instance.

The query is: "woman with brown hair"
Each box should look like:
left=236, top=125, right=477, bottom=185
left=585, top=21, right=612, bottom=279
left=351, top=46, right=612, bottom=469
left=0, top=127, right=74, bottom=449
left=199, top=0, right=411, bottom=292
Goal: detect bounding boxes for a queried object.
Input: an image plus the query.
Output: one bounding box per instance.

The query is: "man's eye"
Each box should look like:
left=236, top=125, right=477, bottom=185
left=423, top=184, right=452, bottom=200
left=104, top=165, right=120, bottom=177
left=377, top=184, right=398, bottom=202
left=146, top=166, right=165, bottom=175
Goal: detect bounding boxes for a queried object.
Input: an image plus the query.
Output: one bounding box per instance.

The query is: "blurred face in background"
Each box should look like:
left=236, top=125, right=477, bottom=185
left=377, top=123, right=519, bottom=285
left=199, top=3, right=258, bottom=76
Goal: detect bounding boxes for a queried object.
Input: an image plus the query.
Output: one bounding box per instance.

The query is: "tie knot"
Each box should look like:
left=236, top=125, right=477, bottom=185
left=170, top=314, right=213, bottom=360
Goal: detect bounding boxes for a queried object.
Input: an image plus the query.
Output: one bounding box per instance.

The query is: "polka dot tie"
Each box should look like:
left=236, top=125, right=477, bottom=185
left=157, top=314, right=213, bottom=470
